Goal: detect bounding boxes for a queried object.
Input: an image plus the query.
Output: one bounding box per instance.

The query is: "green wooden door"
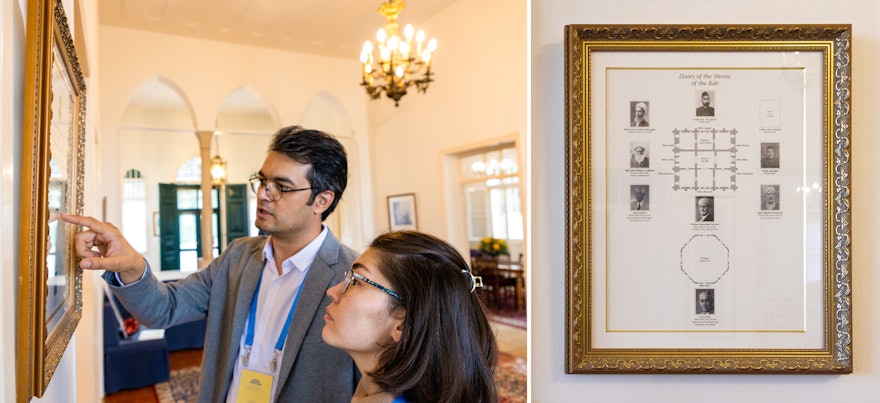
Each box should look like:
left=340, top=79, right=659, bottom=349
left=225, top=184, right=249, bottom=244
left=159, top=184, right=248, bottom=271
left=158, top=183, right=180, bottom=270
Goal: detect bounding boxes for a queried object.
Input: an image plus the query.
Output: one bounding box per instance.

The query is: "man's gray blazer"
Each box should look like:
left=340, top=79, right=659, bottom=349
left=103, top=232, right=358, bottom=402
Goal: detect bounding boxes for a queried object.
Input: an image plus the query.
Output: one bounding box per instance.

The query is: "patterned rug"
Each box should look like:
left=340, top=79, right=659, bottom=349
left=155, top=366, right=198, bottom=403
left=496, top=351, right=528, bottom=402
left=156, top=352, right=527, bottom=402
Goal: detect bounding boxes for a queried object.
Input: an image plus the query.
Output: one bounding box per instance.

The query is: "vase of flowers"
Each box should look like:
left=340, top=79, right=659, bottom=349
left=478, top=237, right=509, bottom=257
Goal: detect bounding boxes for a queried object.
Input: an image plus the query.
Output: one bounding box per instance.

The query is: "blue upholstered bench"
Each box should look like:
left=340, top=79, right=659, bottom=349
left=103, top=302, right=170, bottom=394
left=103, top=285, right=208, bottom=394
left=164, top=317, right=207, bottom=351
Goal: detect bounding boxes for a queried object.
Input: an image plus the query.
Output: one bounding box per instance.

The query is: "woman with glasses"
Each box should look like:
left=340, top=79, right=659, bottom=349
left=323, top=231, right=498, bottom=403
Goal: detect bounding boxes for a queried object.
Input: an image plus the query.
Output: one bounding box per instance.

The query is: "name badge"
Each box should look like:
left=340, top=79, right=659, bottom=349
left=235, top=368, right=274, bottom=403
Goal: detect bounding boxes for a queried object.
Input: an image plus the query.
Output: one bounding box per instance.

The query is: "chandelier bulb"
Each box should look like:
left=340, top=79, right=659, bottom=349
left=421, top=49, right=431, bottom=63
left=363, top=41, right=374, bottom=53
left=388, top=35, right=400, bottom=50
left=400, top=42, right=410, bottom=56
left=404, top=24, right=414, bottom=40
left=380, top=47, right=392, bottom=62
left=377, top=28, right=387, bottom=42
left=395, top=65, right=405, bottom=78
left=427, top=38, right=437, bottom=52
left=416, top=29, right=426, bottom=44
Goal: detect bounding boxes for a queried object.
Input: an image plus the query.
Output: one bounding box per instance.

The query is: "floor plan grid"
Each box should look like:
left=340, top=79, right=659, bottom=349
left=672, top=128, right=738, bottom=192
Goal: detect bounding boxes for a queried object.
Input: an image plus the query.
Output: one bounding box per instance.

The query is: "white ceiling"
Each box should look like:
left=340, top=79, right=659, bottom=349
left=99, top=0, right=454, bottom=59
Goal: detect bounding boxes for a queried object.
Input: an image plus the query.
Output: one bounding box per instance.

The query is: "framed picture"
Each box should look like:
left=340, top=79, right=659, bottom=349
left=564, top=25, right=851, bottom=373
left=387, top=193, right=418, bottom=231
left=17, top=0, right=87, bottom=399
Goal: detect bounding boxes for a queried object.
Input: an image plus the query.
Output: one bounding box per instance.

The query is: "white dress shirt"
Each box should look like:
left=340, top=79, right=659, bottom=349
left=226, top=227, right=328, bottom=402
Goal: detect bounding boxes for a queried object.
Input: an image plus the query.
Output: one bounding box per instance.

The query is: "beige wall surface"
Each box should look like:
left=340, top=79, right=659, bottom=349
left=532, top=0, right=878, bottom=402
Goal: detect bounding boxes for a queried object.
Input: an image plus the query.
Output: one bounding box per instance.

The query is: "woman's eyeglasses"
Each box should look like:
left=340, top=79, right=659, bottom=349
left=341, top=270, right=402, bottom=301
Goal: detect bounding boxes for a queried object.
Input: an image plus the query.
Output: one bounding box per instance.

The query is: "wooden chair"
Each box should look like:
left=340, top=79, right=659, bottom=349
left=472, top=256, right=505, bottom=309
left=493, top=254, right=520, bottom=311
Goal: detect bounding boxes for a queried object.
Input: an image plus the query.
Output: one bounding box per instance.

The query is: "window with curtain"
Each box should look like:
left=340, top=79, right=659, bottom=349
left=460, top=144, right=523, bottom=241
left=248, top=171, right=260, bottom=236
left=122, top=169, right=148, bottom=253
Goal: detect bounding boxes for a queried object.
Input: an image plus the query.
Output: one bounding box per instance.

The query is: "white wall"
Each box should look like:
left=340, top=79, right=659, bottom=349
left=0, top=0, right=25, bottom=400
left=531, top=1, right=879, bottom=402
left=367, top=0, right=528, bottom=253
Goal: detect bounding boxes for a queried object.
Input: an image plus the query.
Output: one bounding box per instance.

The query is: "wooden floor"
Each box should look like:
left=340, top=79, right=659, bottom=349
left=103, top=323, right=526, bottom=402
left=493, top=321, right=527, bottom=358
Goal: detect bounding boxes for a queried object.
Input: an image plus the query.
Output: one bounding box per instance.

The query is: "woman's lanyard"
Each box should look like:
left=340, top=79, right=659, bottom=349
left=241, top=272, right=305, bottom=372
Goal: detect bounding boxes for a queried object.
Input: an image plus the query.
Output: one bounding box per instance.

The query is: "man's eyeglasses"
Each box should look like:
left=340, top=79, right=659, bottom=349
left=341, top=270, right=402, bottom=301
left=248, top=176, right=312, bottom=202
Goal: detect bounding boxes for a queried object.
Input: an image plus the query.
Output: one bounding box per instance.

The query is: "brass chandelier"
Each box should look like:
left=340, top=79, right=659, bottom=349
left=360, top=0, right=437, bottom=107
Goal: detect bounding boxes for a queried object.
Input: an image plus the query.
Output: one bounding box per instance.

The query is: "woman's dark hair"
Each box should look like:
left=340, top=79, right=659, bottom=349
left=268, top=126, right=347, bottom=221
left=367, top=231, right=498, bottom=403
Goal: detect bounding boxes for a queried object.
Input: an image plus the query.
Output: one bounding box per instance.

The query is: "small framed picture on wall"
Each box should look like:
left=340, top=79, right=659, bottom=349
left=387, top=193, right=418, bottom=231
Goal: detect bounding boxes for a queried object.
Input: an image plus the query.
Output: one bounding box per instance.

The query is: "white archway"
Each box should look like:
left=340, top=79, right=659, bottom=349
left=118, top=76, right=199, bottom=267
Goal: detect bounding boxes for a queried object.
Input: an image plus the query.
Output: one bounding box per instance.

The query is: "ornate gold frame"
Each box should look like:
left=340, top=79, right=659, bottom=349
left=17, top=0, right=86, bottom=399
left=565, top=25, right=851, bottom=373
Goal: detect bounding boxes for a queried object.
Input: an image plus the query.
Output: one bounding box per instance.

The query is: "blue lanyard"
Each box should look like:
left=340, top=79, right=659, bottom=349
left=242, top=270, right=306, bottom=372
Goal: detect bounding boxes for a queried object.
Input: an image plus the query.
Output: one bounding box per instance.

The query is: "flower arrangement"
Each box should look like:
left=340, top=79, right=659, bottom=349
left=478, top=237, right=509, bottom=257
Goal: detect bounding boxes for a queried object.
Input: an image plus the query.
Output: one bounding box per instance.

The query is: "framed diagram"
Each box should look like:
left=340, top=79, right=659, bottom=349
left=17, top=0, right=87, bottom=399
left=564, top=24, right=852, bottom=373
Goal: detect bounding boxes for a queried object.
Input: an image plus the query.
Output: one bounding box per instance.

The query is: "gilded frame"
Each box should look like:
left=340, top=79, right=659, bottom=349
left=565, top=25, right=851, bottom=373
left=17, top=0, right=87, bottom=399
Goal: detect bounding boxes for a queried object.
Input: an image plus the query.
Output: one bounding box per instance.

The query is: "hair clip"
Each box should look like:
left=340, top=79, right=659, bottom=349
left=462, top=270, right=483, bottom=293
